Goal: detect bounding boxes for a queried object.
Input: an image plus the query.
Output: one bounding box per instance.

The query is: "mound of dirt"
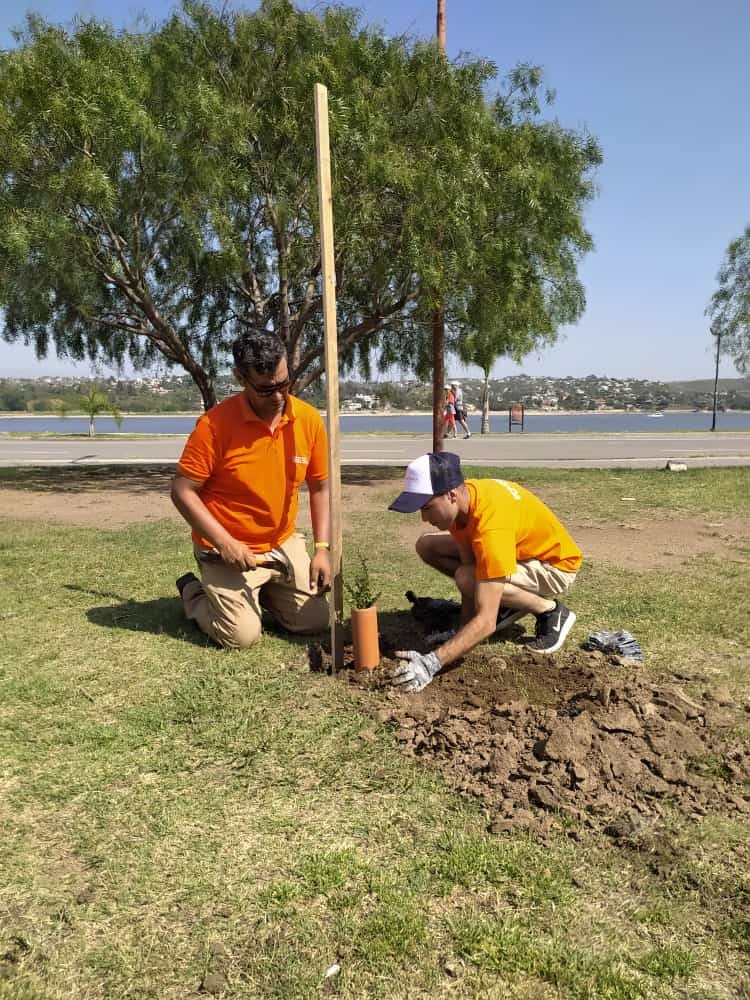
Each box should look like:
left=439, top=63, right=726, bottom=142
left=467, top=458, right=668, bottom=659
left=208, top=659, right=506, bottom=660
left=310, top=615, right=750, bottom=845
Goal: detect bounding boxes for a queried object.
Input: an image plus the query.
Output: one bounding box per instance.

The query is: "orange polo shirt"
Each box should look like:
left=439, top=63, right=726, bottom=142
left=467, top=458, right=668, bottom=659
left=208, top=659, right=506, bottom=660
left=449, top=478, right=582, bottom=580
left=177, top=392, right=328, bottom=552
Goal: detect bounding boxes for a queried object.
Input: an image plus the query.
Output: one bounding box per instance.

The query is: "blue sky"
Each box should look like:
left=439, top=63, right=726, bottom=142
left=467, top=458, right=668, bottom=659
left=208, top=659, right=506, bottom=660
left=2, top=0, right=748, bottom=381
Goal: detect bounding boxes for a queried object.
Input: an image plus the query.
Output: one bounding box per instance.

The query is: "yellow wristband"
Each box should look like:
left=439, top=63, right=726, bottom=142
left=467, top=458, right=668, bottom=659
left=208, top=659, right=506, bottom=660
left=314, top=542, right=330, bottom=549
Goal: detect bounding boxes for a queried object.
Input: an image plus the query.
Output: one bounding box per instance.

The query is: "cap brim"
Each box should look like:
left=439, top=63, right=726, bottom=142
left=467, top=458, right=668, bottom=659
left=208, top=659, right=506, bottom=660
left=388, top=492, right=433, bottom=513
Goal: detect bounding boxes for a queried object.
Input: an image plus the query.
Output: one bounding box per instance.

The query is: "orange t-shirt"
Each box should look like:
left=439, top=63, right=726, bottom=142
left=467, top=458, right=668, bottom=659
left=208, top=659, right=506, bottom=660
left=177, top=392, right=328, bottom=552
left=449, top=478, right=582, bottom=580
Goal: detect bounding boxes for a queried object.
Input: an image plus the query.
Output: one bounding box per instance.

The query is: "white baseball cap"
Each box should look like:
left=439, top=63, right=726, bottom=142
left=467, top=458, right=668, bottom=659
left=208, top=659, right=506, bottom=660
left=388, top=452, right=464, bottom=513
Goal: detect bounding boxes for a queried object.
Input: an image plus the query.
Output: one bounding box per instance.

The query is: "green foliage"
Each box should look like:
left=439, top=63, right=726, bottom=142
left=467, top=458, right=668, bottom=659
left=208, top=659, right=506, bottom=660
left=427, top=831, right=573, bottom=905
left=452, top=914, right=648, bottom=998
left=344, top=550, right=381, bottom=609
left=637, top=946, right=698, bottom=980
left=61, top=388, right=121, bottom=436
left=0, top=1, right=599, bottom=409
left=728, top=918, right=750, bottom=954
left=295, top=848, right=366, bottom=897
left=708, top=223, right=750, bottom=374
left=451, top=107, right=600, bottom=429
left=351, top=892, right=428, bottom=967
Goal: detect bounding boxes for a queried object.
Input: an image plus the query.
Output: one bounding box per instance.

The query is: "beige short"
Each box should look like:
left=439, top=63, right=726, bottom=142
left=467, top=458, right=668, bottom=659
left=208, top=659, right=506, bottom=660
left=180, top=532, right=329, bottom=649
left=506, top=559, right=577, bottom=599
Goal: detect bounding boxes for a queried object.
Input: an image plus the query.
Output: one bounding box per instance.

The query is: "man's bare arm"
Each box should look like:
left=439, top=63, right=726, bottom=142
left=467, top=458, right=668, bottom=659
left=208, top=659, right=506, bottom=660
left=306, top=477, right=331, bottom=590
left=307, top=477, right=330, bottom=545
left=455, top=540, right=476, bottom=625
left=434, top=578, right=505, bottom=668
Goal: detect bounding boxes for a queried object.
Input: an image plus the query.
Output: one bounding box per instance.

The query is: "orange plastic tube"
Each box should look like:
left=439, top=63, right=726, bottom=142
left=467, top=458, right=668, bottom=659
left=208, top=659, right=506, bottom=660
left=351, top=606, right=381, bottom=671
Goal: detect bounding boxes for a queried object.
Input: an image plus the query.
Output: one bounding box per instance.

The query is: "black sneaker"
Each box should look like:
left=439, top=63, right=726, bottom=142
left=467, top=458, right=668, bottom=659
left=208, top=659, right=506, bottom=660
left=176, top=571, right=199, bottom=597
left=495, top=607, right=526, bottom=633
left=528, top=600, right=576, bottom=653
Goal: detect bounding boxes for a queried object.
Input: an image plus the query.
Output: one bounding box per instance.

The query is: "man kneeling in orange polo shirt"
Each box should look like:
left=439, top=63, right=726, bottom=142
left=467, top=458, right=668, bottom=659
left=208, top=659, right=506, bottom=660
left=387, top=452, right=582, bottom=692
left=171, top=331, right=330, bottom=649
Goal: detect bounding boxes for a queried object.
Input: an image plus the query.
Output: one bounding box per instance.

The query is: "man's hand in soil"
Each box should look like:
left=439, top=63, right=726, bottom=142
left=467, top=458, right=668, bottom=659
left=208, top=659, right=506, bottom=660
left=309, top=548, right=331, bottom=593
left=216, top=539, right=258, bottom=572
left=392, top=650, right=442, bottom=693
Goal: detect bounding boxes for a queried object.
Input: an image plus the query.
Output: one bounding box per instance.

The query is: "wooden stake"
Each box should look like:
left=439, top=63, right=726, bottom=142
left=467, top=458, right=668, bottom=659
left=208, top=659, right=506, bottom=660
left=432, top=0, right=447, bottom=454
left=313, top=82, right=344, bottom=672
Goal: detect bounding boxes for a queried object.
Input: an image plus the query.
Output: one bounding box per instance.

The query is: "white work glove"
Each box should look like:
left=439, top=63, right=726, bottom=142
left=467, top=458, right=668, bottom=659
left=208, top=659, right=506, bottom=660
left=392, top=650, right=442, bottom=693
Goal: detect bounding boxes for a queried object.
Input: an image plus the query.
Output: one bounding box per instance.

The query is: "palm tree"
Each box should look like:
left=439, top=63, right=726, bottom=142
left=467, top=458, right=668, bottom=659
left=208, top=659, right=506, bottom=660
left=458, top=335, right=499, bottom=433
left=455, top=292, right=554, bottom=432
left=78, top=388, right=122, bottom=437
left=457, top=323, right=525, bottom=433
left=710, top=323, right=722, bottom=432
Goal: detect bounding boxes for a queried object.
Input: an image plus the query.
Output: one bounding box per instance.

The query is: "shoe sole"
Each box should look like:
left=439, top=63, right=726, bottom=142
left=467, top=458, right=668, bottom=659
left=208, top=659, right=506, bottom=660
left=177, top=574, right=200, bottom=598
left=530, top=610, right=576, bottom=654
left=493, top=609, right=527, bottom=634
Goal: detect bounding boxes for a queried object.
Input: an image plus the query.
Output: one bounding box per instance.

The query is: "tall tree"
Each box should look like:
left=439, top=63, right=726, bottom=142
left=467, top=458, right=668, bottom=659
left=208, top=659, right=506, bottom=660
left=0, top=1, right=600, bottom=410
left=707, top=224, right=750, bottom=375
left=449, top=66, right=600, bottom=429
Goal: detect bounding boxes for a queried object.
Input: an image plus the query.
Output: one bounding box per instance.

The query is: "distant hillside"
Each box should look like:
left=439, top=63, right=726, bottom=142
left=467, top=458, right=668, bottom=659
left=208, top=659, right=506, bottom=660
left=1, top=374, right=748, bottom=412
left=411, top=375, right=750, bottom=412
left=664, top=377, right=750, bottom=395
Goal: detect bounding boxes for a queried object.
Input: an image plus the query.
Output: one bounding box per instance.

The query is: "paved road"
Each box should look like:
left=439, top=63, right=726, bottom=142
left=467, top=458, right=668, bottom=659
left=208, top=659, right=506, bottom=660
left=1, top=431, right=749, bottom=468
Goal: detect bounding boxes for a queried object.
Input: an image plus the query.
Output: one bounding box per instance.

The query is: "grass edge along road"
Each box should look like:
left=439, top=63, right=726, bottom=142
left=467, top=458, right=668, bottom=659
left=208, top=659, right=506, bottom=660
left=0, top=465, right=749, bottom=998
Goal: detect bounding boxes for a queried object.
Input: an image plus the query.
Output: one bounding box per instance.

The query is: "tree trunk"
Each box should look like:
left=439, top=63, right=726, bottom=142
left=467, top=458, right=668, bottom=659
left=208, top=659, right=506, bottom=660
left=432, top=305, right=445, bottom=452
left=436, top=0, right=446, bottom=51
left=711, top=327, right=721, bottom=432
left=278, top=239, right=291, bottom=346
left=189, top=365, right=217, bottom=411
left=481, top=368, right=490, bottom=433
left=153, top=323, right=217, bottom=411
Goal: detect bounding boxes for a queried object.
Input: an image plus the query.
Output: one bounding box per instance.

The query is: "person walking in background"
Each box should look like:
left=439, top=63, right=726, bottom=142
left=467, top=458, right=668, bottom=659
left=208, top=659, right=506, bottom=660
left=171, top=331, right=330, bottom=649
left=387, top=452, right=582, bottom=692
left=451, top=381, right=471, bottom=438
left=442, top=385, right=457, bottom=439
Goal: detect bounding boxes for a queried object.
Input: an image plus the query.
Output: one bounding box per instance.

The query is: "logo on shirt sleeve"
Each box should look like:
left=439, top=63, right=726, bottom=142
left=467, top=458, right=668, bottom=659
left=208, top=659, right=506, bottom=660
left=493, top=479, right=521, bottom=500
left=293, top=456, right=309, bottom=465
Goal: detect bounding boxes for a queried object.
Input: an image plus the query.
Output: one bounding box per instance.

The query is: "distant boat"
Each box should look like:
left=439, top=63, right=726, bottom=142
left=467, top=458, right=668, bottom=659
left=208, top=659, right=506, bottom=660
left=647, top=412, right=664, bottom=418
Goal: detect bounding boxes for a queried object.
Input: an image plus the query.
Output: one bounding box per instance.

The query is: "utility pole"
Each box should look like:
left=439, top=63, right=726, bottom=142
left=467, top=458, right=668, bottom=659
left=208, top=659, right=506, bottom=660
left=432, top=0, right=447, bottom=453
left=711, top=323, right=721, bottom=432
left=437, top=0, right=446, bottom=50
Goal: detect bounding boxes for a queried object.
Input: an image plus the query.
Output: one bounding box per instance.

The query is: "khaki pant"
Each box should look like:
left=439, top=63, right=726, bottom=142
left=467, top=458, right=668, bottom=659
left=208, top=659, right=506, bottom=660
left=180, top=532, right=329, bottom=649
left=507, top=559, right=577, bottom=598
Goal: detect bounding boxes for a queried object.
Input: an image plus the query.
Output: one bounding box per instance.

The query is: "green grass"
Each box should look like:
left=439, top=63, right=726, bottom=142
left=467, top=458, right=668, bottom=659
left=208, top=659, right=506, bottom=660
left=452, top=913, right=649, bottom=999
left=0, top=466, right=749, bottom=998
left=460, top=464, right=750, bottom=521
left=637, top=946, right=698, bottom=980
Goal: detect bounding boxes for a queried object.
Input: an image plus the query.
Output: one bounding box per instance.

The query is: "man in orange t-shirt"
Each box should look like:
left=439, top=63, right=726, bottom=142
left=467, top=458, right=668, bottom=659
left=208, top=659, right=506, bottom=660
left=387, top=452, right=582, bottom=691
left=171, top=331, right=330, bottom=648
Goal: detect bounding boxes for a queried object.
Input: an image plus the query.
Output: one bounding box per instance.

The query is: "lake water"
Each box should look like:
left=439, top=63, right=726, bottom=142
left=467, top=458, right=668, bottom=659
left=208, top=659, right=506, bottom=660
left=1, top=411, right=749, bottom=435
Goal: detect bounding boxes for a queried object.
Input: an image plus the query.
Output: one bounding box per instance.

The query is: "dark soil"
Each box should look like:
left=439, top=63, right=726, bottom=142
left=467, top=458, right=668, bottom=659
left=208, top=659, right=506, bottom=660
left=309, top=602, right=750, bottom=846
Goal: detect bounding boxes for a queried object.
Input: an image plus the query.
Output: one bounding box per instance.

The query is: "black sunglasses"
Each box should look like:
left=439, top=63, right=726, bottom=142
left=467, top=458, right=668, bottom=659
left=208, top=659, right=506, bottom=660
left=243, top=374, right=291, bottom=396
